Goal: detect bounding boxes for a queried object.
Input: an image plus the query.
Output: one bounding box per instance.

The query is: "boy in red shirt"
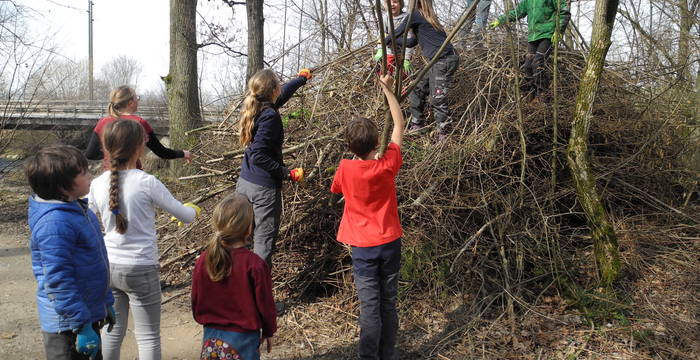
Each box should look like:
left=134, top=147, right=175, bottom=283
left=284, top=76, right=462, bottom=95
left=331, top=74, right=405, bottom=359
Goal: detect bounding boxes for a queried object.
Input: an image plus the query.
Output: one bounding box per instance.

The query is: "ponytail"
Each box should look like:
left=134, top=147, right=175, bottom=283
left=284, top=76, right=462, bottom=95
left=109, top=158, right=128, bottom=234
left=107, top=86, right=136, bottom=118
left=238, top=69, right=280, bottom=147
left=239, top=94, right=264, bottom=147
left=205, top=193, right=254, bottom=282
left=205, top=232, right=232, bottom=282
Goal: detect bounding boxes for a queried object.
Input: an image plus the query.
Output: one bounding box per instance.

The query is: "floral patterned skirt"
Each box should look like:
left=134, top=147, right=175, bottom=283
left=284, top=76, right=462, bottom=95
left=200, top=327, right=260, bottom=360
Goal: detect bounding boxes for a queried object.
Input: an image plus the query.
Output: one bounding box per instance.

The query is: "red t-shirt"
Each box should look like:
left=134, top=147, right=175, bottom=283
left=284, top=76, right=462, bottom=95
left=330, top=142, right=403, bottom=247
left=191, top=247, right=277, bottom=337
left=94, top=115, right=153, bottom=169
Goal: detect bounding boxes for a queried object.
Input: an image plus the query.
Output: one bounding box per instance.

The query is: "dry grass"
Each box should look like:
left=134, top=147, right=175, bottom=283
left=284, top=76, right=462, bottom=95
left=155, top=36, right=700, bottom=359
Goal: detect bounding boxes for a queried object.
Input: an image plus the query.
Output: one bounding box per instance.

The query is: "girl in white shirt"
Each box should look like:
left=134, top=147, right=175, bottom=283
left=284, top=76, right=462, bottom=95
left=88, top=119, right=200, bottom=360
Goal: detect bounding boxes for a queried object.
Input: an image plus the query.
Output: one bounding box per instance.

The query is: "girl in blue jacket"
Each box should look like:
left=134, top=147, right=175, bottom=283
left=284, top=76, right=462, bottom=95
left=26, top=145, right=114, bottom=360
left=236, top=68, right=311, bottom=273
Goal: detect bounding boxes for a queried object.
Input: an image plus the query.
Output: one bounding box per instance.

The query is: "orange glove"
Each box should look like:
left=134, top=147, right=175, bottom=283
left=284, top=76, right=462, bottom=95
left=289, top=168, right=304, bottom=182
left=297, top=69, right=312, bottom=80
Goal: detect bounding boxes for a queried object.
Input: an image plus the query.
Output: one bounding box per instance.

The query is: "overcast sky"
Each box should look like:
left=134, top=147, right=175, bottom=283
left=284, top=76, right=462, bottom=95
left=18, top=0, right=604, bottom=97
left=23, top=0, right=171, bottom=91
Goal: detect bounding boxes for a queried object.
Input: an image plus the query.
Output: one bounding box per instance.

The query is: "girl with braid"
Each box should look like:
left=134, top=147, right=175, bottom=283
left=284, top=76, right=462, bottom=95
left=191, top=193, right=277, bottom=360
left=84, top=85, right=192, bottom=169
left=87, top=119, right=201, bottom=360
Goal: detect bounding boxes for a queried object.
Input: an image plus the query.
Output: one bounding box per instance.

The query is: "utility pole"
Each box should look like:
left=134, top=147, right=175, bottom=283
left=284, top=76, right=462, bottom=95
left=88, top=0, right=94, bottom=101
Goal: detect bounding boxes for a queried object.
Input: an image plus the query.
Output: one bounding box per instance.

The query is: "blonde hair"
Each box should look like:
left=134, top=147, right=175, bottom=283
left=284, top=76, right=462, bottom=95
left=107, top=86, right=136, bottom=118
left=416, top=0, right=444, bottom=32
left=102, top=119, right=146, bottom=234
left=239, top=69, right=280, bottom=147
left=205, top=193, right=254, bottom=282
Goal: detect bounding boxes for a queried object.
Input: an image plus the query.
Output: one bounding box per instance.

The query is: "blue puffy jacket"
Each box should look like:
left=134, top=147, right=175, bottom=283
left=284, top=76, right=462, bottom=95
left=28, top=195, right=113, bottom=333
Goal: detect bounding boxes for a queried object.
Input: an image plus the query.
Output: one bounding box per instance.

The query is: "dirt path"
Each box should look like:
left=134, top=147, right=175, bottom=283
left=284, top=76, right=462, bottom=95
left=0, top=186, right=201, bottom=359
left=0, top=182, right=304, bottom=360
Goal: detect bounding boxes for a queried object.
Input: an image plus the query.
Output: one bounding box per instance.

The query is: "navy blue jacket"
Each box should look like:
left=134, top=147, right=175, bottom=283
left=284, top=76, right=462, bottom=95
left=384, top=10, right=455, bottom=60
left=240, top=76, right=307, bottom=189
left=28, top=195, right=113, bottom=333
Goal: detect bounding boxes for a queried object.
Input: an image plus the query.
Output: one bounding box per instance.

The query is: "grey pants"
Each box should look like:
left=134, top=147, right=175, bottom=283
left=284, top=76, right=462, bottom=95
left=102, top=264, right=161, bottom=360
left=409, top=54, right=460, bottom=134
left=236, top=177, right=282, bottom=267
left=465, top=0, right=492, bottom=31
left=42, top=323, right=102, bottom=360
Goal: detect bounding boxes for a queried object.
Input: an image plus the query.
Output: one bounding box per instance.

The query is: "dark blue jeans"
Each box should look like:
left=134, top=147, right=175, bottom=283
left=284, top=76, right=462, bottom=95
left=352, top=239, right=401, bottom=360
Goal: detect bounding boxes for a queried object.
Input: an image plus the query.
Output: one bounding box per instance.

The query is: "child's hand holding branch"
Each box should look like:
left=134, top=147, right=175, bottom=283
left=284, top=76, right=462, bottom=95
left=377, top=74, right=405, bottom=148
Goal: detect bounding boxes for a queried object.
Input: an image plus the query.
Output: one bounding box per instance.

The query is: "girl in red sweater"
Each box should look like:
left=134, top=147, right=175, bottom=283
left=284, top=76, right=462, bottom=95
left=191, top=194, right=277, bottom=360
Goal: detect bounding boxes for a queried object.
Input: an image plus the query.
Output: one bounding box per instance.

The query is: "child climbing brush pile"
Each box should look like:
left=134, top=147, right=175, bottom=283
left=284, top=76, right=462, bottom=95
left=383, top=0, right=459, bottom=142
left=490, top=0, right=570, bottom=98
left=373, top=0, right=416, bottom=76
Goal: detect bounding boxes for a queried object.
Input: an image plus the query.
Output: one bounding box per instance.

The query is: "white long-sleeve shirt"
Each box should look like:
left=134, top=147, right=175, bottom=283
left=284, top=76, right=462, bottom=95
left=88, top=169, right=196, bottom=265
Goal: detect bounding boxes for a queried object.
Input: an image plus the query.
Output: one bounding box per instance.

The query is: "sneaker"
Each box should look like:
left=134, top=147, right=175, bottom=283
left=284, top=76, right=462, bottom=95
left=408, top=123, right=425, bottom=132
left=275, top=302, right=286, bottom=316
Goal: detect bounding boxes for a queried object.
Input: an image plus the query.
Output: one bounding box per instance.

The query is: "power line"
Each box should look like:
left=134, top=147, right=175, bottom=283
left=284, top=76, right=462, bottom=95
left=41, top=0, right=85, bottom=12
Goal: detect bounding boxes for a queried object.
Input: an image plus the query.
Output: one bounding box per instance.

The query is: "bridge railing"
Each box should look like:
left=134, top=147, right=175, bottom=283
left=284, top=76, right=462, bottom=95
left=0, top=100, right=224, bottom=119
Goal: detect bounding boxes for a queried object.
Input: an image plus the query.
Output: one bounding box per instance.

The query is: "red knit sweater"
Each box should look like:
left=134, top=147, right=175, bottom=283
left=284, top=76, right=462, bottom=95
left=191, top=247, right=277, bottom=337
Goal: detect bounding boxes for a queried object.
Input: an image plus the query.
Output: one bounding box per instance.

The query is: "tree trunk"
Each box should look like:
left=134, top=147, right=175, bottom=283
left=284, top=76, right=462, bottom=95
left=566, top=0, right=621, bottom=287
left=166, top=0, right=201, bottom=174
left=246, top=0, right=264, bottom=81
left=678, top=0, right=691, bottom=84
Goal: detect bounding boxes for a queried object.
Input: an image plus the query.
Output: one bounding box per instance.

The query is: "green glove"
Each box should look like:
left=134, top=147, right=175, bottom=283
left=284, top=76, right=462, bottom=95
left=551, top=31, right=562, bottom=44
left=403, top=59, right=413, bottom=73
left=489, top=19, right=501, bottom=29
left=373, top=48, right=383, bottom=62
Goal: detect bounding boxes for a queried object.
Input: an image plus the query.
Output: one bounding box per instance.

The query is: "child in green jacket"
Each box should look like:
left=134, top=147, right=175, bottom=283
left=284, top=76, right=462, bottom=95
left=490, top=0, right=570, bottom=97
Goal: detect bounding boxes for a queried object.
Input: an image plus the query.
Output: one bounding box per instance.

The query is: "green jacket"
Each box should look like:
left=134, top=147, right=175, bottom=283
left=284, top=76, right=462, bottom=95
left=498, top=0, right=570, bottom=42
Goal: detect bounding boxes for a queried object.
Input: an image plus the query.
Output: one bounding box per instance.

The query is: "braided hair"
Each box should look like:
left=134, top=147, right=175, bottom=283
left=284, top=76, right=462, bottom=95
left=101, top=119, right=145, bottom=234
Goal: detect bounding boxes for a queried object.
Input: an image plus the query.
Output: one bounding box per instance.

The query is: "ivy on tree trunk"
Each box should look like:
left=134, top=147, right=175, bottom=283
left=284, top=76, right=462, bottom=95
left=566, top=0, right=621, bottom=287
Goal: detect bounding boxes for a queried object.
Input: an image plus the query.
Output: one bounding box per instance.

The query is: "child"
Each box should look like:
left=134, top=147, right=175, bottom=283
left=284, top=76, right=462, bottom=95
left=330, top=74, right=405, bottom=359
left=87, top=119, right=200, bottom=360
left=490, top=0, right=570, bottom=97
left=383, top=0, right=460, bottom=142
left=84, top=85, right=192, bottom=169
left=236, top=68, right=311, bottom=270
left=373, top=0, right=416, bottom=76
left=191, top=193, right=277, bottom=360
left=26, top=145, right=115, bottom=360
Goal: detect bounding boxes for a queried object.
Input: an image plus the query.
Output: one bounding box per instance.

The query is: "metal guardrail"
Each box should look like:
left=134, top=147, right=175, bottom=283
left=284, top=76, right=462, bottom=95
left=1, top=101, right=225, bottom=135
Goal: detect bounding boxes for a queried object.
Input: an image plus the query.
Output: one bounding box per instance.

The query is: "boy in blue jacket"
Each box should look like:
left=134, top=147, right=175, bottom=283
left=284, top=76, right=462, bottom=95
left=25, top=145, right=115, bottom=360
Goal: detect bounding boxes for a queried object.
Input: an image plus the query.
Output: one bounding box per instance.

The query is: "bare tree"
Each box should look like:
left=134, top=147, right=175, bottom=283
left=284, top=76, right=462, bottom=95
left=246, top=0, right=264, bottom=81
left=566, top=0, right=622, bottom=287
left=165, top=0, right=201, bottom=173
left=99, top=55, right=142, bottom=91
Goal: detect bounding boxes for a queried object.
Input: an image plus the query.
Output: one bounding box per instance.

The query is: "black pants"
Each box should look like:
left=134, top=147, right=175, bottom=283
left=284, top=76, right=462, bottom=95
left=521, top=38, right=552, bottom=95
left=42, top=322, right=102, bottom=360
left=409, top=54, right=460, bottom=133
